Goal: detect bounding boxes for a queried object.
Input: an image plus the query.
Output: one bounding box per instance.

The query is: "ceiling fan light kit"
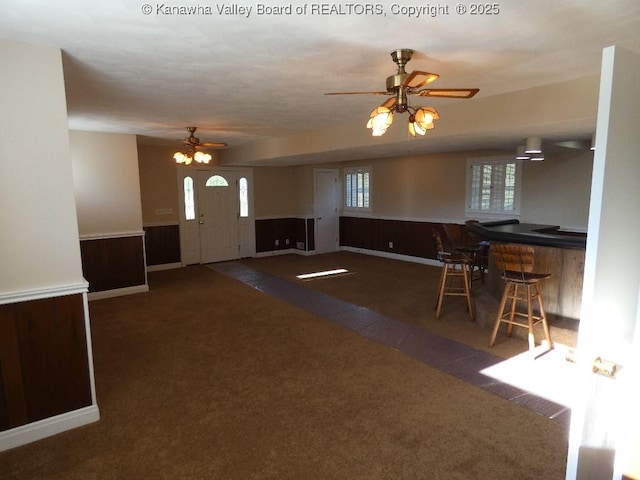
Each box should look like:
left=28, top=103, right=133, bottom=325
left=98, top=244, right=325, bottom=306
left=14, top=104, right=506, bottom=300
left=326, top=49, right=478, bottom=137
left=173, top=126, right=227, bottom=165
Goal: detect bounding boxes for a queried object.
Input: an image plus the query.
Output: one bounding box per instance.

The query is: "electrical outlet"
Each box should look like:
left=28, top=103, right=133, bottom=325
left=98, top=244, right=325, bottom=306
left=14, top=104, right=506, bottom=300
left=389, top=241, right=394, bottom=248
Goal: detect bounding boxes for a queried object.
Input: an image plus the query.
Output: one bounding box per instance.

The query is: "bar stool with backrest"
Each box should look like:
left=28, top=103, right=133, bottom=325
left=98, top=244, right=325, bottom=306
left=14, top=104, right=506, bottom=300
left=442, top=223, right=486, bottom=285
left=464, top=220, right=490, bottom=284
left=489, top=243, right=553, bottom=350
left=432, top=229, right=474, bottom=322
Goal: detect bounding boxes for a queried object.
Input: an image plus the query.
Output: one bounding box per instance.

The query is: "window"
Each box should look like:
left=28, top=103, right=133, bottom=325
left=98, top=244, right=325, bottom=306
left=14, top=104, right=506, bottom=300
left=344, top=167, right=371, bottom=210
left=239, top=177, right=248, bottom=218
left=183, top=176, right=195, bottom=220
left=205, top=175, right=229, bottom=187
left=466, top=157, right=521, bottom=217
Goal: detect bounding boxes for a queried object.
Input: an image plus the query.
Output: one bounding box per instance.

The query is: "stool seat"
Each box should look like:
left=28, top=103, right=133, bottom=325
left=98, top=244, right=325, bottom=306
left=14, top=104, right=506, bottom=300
left=489, top=244, right=553, bottom=350
left=501, top=270, right=551, bottom=283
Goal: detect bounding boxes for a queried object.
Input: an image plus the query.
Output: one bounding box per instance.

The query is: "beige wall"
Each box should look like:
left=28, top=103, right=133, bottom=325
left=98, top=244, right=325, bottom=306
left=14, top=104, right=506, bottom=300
left=337, top=149, right=592, bottom=230
left=137, top=144, right=182, bottom=225
left=520, top=150, right=593, bottom=231
left=137, top=146, right=593, bottom=232
left=253, top=166, right=297, bottom=218
left=71, top=131, right=143, bottom=236
left=0, top=40, right=84, bottom=296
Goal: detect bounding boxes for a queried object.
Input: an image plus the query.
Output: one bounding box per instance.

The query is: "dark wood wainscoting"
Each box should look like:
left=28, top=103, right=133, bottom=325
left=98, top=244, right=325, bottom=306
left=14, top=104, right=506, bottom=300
left=80, top=235, right=146, bottom=293
left=256, top=218, right=315, bottom=253
left=0, top=293, right=92, bottom=431
left=144, top=225, right=181, bottom=266
left=339, top=216, right=475, bottom=260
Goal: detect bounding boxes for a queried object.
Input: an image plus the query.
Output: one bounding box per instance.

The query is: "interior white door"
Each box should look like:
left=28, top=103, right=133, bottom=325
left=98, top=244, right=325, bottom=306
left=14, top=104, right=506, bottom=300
left=314, top=169, right=339, bottom=254
left=197, top=171, right=240, bottom=263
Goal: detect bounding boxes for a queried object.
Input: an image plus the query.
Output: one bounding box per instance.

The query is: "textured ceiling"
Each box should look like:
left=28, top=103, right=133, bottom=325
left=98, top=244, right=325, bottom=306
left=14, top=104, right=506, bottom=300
left=2, top=0, right=640, bottom=164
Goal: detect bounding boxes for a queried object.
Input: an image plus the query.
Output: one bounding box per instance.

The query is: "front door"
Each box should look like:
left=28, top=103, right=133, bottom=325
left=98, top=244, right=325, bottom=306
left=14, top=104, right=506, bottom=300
left=177, top=167, right=255, bottom=265
left=197, top=171, right=239, bottom=263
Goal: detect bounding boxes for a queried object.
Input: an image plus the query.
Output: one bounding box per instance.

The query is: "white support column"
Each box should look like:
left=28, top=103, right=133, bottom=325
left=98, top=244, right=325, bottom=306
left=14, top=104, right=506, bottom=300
left=566, top=46, right=640, bottom=480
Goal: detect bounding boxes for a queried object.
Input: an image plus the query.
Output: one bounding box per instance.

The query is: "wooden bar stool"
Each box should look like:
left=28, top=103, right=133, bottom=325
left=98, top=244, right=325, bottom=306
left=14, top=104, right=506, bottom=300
left=433, top=229, right=474, bottom=322
left=489, top=243, right=553, bottom=350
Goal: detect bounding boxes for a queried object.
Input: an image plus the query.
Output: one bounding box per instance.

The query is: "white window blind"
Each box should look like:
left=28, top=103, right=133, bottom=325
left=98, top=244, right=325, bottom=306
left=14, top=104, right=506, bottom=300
left=466, top=157, right=520, bottom=216
left=345, top=167, right=371, bottom=210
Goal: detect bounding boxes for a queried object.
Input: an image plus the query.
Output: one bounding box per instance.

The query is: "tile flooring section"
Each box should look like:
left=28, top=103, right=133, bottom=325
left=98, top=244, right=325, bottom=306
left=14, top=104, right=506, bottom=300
left=209, top=261, right=571, bottom=426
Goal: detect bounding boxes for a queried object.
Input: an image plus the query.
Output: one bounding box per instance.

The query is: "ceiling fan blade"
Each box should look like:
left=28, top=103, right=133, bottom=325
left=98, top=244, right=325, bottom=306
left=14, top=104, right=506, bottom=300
left=403, top=70, right=439, bottom=89
left=415, top=88, right=479, bottom=99
left=380, top=97, right=397, bottom=109
left=199, top=142, right=228, bottom=148
left=324, top=91, right=390, bottom=96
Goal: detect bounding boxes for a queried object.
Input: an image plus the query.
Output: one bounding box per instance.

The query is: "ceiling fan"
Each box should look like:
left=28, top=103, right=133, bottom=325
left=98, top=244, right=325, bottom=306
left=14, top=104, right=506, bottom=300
left=325, top=49, right=479, bottom=136
left=174, top=126, right=227, bottom=165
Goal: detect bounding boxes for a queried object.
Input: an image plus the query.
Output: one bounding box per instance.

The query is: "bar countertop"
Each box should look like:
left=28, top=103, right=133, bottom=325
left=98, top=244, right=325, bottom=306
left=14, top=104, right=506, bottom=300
left=468, top=219, right=587, bottom=249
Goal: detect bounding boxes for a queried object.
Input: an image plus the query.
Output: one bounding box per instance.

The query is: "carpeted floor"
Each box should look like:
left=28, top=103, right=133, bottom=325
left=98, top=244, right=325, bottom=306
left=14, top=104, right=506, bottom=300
left=0, top=253, right=570, bottom=479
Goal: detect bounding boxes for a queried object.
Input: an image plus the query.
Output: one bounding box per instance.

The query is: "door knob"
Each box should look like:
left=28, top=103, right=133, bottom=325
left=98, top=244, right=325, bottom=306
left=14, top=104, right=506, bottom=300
left=199, top=220, right=204, bottom=225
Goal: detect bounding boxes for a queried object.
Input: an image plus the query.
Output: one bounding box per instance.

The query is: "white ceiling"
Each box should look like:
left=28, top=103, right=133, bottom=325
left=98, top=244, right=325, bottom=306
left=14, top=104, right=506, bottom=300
left=2, top=0, right=640, bottom=165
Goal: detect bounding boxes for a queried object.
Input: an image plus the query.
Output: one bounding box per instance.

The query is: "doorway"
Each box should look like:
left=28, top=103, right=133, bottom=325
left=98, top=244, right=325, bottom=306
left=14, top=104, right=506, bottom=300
left=177, top=167, right=255, bottom=265
left=314, top=169, right=339, bottom=254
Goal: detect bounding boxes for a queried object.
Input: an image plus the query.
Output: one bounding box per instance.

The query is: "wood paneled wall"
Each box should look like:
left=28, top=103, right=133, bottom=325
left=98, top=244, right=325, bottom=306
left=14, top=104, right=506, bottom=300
left=0, top=294, right=92, bottom=431
left=144, top=225, right=180, bottom=266
left=255, top=218, right=314, bottom=253
left=339, top=216, right=474, bottom=260
left=80, top=236, right=146, bottom=292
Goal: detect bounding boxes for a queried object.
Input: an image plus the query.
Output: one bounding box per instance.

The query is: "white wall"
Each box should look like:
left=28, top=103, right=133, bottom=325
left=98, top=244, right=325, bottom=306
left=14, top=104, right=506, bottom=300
left=0, top=40, right=84, bottom=296
left=70, top=131, right=143, bottom=236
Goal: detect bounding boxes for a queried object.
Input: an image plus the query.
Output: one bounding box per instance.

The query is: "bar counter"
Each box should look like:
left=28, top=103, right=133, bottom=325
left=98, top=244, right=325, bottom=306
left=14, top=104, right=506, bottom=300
left=469, top=220, right=586, bottom=321
left=467, top=219, right=586, bottom=249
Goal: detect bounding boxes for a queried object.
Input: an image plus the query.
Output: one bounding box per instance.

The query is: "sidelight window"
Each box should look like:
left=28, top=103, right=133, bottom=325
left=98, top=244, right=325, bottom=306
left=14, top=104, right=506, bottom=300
left=184, top=176, right=195, bottom=220
left=239, top=177, right=248, bottom=218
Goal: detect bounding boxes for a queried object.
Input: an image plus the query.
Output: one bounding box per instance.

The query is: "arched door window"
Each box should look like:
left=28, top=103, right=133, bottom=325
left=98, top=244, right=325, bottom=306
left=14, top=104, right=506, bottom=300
left=205, top=175, right=229, bottom=187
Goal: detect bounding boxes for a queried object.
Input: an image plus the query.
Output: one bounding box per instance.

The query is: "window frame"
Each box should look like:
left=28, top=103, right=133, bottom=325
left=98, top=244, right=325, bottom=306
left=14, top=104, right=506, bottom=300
left=343, top=166, right=372, bottom=213
left=465, top=156, right=522, bottom=219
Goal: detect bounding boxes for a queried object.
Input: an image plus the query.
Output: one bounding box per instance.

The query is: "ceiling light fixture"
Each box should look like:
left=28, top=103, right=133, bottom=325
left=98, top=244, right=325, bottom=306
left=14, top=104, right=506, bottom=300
left=516, top=145, right=530, bottom=160
left=173, top=148, right=212, bottom=165
left=367, top=104, right=439, bottom=137
left=525, top=136, right=542, bottom=154
left=515, top=137, right=545, bottom=161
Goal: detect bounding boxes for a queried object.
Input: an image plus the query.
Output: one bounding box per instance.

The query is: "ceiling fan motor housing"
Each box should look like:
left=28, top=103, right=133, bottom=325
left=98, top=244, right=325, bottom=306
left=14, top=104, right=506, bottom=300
left=386, top=48, right=413, bottom=110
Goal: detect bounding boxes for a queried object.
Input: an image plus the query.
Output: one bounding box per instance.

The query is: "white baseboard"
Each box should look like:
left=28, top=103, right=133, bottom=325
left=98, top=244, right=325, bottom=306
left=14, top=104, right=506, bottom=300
left=255, top=249, right=297, bottom=258
left=0, top=405, right=100, bottom=452
left=255, top=247, right=440, bottom=266
left=88, top=284, right=149, bottom=301
left=146, top=262, right=182, bottom=272
left=340, top=246, right=441, bottom=267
